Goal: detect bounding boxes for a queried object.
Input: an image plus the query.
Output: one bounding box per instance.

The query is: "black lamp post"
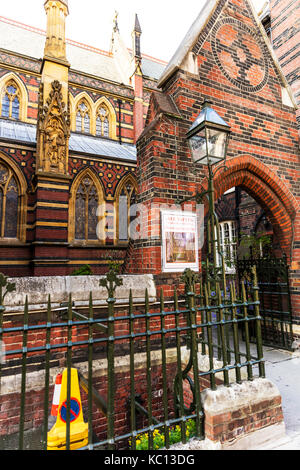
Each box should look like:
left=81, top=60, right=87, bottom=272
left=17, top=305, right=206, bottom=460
left=186, top=100, right=231, bottom=290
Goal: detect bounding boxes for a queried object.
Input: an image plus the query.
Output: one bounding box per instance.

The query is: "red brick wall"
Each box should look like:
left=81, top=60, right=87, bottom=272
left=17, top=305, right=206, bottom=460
left=129, top=0, right=300, bottom=320
left=205, top=395, right=283, bottom=443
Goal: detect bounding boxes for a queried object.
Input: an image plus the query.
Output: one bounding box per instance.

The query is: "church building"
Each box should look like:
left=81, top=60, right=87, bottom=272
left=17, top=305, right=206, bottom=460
left=0, top=0, right=298, bottom=321
left=0, top=0, right=166, bottom=276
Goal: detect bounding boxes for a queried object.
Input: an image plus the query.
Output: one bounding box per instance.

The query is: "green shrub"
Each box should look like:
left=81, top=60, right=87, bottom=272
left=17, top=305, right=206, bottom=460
left=130, top=419, right=196, bottom=450
left=70, top=264, right=93, bottom=276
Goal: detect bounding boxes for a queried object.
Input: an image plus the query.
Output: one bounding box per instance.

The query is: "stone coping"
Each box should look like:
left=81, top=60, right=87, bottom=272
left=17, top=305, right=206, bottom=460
left=3, top=274, right=156, bottom=313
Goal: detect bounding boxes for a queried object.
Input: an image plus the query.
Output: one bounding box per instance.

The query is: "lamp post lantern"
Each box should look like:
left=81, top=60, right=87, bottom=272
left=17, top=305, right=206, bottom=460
left=186, top=100, right=231, bottom=291
left=187, top=100, right=231, bottom=167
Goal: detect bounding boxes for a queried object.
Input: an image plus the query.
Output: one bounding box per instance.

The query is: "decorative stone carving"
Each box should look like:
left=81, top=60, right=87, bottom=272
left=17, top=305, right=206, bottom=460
left=37, top=80, right=70, bottom=175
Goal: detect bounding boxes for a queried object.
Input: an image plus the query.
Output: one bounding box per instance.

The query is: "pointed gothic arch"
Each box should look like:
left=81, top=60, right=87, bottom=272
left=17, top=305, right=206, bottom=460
left=71, top=92, right=94, bottom=134
left=212, top=155, right=298, bottom=260
left=95, top=96, right=117, bottom=140
left=115, top=173, right=137, bottom=243
left=0, top=72, right=29, bottom=122
left=0, top=152, right=27, bottom=242
left=69, top=168, right=105, bottom=244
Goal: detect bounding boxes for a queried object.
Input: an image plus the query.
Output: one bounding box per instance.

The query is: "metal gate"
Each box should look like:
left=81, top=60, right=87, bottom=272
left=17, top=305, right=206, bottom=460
left=237, top=255, right=294, bottom=350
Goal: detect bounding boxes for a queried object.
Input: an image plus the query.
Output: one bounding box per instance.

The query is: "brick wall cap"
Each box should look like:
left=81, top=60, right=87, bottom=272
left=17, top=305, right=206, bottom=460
left=201, top=377, right=281, bottom=415
left=3, top=274, right=157, bottom=310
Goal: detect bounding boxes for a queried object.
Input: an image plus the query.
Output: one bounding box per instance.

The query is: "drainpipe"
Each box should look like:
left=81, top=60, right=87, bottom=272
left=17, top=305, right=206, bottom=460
left=118, top=99, right=122, bottom=144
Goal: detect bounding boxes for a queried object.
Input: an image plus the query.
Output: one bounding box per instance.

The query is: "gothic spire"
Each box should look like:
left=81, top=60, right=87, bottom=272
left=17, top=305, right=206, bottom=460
left=132, top=14, right=142, bottom=59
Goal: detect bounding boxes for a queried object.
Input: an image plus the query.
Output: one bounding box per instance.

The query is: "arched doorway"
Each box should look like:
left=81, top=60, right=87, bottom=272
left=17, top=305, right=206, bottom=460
left=212, top=155, right=297, bottom=260
left=208, top=155, right=299, bottom=350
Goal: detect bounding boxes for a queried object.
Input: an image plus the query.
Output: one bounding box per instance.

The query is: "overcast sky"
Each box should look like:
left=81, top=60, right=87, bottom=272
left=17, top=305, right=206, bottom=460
left=0, top=0, right=266, bottom=61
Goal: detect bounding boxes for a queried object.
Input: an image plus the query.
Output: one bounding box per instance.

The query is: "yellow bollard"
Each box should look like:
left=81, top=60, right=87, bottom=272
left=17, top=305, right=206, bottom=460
left=47, top=368, right=89, bottom=450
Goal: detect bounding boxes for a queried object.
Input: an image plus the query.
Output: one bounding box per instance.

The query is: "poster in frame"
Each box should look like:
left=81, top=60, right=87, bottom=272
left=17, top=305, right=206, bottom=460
left=161, top=210, right=199, bottom=273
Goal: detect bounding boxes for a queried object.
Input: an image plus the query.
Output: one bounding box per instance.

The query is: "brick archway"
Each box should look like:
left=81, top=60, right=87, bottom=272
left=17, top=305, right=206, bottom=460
left=211, top=155, right=298, bottom=259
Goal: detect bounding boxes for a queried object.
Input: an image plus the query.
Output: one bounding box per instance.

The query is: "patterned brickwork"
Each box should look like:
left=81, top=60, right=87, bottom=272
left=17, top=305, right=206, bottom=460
left=69, top=158, right=136, bottom=200
left=0, top=146, right=35, bottom=186
left=129, top=0, right=300, bottom=321
left=0, top=67, right=40, bottom=122
left=0, top=50, right=41, bottom=73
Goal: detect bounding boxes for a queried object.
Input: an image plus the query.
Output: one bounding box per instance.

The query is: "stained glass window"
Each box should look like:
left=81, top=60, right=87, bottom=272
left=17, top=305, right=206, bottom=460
left=96, top=105, right=110, bottom=138
left=88, top=194, right=98, bottom=241
left=2, top=95, right=10, bottom=118
left=75, top=184, right=86, bottom=240
left=12, top=97, right=20, bottom=119
left=103, top=118, right=109, bottom=137
left=118, top=180, right=136, bottom=242
left=0, top=163, right=19, bottom=239
left=76, top=112, right=82, bottom=132
left=75, top=175, right=102, bottom=242
left=84, top=113, right=90, bottom=134
left=76, top=100, right=91, bottom=134
left=1, top=82, right=20, bottom=120
left=5, top=177, right=18, bottom=238
left=96, top=117, right=102, bottom=136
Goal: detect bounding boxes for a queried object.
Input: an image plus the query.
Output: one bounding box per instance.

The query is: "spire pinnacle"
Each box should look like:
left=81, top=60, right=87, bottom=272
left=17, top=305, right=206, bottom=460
left=132, top=14, right=142, bottom=59
left=134, top=14, right=142, bottom=34
left=113, top=10, right=119, bottom=33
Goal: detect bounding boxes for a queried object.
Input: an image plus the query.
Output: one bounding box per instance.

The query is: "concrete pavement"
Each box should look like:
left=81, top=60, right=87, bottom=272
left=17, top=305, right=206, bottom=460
left=256, top=347, right=300, bottom=450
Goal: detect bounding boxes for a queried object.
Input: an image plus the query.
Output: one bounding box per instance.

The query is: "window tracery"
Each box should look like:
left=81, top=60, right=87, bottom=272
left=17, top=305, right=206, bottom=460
left=0, top=162, right=19, bottom=239
left=1, top=81, right=20, bottom=120
left=76, top=100, right=91, bottom=134
left=69, top=170, right=105, bottom=244
left=96, top=104, right=110, bottom=138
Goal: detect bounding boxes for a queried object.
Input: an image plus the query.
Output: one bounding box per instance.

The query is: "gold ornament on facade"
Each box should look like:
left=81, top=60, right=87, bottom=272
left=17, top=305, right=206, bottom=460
left=37, top=80, right=70, bottom=175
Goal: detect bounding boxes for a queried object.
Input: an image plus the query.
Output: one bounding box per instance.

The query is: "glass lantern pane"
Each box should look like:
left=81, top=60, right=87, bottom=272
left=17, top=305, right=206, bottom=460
left=207, top=128, right=227, bottom=160
left=189, top=129, right=207, bottom=163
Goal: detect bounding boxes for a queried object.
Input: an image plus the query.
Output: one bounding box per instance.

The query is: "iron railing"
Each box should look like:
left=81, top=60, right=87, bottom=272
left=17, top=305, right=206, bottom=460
left=237, top=255, right=294, bottom=350
left=0, top=266, right=265, bottom=451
